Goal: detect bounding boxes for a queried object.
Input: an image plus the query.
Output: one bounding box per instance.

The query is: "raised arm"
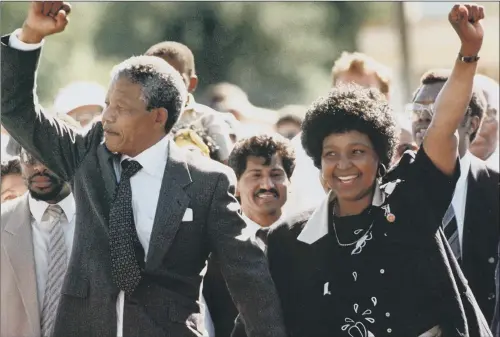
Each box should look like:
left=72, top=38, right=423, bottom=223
left=207, top=169, right=287, bottom=337
left=423, top=3, right=484, bottom=175
left=1, top=1, right=97, bottom=181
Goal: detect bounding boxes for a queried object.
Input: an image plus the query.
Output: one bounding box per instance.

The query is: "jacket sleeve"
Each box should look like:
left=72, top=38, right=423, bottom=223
left=207, top=169, right=287, bottom=337
left=1, top=34, right=99, bottom=181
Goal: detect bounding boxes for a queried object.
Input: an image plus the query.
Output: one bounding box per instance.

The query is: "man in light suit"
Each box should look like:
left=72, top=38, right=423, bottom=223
left=0, top=2, right=287, bottom=337
left=1, top=148, right=75, bottom=337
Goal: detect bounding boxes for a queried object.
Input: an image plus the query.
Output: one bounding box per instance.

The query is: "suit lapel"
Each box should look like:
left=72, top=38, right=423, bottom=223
left=146, top=142, right=192, bottom=270
left=2, top=195, right=41, bottom=336
left=96, top=143, right=119, bottom=227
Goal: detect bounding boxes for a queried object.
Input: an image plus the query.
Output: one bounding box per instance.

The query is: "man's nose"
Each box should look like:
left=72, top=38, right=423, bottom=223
left=260, top=176, right=275, bottom=190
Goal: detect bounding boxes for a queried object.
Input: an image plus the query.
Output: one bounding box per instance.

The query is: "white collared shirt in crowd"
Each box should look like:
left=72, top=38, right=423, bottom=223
left=29, top=192, right=76, bottom=312
left=450, top=151, right=472, bottom=250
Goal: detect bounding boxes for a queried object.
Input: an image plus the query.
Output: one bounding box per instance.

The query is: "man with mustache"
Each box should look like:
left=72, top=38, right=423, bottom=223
left=1, top=148, right=75, bottom=337
left=203, top=134, right=296, bottom=337
left=1, top=2, right=287, bottom=337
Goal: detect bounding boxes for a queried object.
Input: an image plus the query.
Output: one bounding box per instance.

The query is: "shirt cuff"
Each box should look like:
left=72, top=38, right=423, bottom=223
left=9, top=28, right=45, bottom=51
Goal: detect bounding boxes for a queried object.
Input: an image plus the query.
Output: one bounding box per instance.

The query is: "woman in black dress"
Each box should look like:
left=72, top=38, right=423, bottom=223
left=264, top=4, right=492, bottom=337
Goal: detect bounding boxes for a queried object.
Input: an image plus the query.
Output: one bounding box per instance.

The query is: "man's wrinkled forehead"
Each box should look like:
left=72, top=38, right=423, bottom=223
left=413, top=82, right=445, bottom=104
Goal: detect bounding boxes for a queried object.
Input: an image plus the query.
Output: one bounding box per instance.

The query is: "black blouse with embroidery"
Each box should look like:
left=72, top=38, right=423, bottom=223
left=266, top=147, right=462, bottom=337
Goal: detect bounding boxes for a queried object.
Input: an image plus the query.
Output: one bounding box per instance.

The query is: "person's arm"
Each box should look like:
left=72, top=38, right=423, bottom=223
left=423, top=3, right=484, bottom=175
left=1, top=2, right=96, bottom=181
left=207, top=169, right=287, bottom=337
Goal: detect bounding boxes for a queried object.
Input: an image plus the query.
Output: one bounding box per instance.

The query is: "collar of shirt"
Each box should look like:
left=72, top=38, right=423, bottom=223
left=28, top=192, right=76, bottom=225
left=120, top=135, right=170, bottom=177
left=457, top=151, right=472, bottom=185
left=297, top=181, right=385, bottom=244
left=241, top=213, right=286, bottom=233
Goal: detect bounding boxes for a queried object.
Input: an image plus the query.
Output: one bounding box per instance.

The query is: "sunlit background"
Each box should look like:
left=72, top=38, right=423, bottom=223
left=1, top=1, right=498, bottom=115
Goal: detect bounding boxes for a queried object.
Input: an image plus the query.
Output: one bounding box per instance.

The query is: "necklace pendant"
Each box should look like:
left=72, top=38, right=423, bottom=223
left=386, top=213, right=396, bottom=223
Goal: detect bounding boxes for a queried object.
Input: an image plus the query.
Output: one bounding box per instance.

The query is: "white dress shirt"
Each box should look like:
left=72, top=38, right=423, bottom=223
left=29, top=193, right=76, bottom=312
left=113, top=135, right=169, bottom=337
left=450, top=151, right=472, bottom=250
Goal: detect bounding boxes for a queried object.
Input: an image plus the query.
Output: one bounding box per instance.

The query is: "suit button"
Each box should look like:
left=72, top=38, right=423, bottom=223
left=488, top=293, right=496, bottom=300
left=488, top=257, right=496, bottom=264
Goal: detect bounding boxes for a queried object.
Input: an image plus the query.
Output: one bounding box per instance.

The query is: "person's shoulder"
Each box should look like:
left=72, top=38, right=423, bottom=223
left=1, top=194, right=28, bottom=228
left=470, top=153, right=499, bottom=184
left=183, top=149, right=235, bottom=181
left=268, top=208, right=315, bottom=241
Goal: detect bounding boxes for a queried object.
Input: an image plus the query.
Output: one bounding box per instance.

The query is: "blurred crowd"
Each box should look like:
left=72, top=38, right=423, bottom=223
left=1, top=2, right=499, bottom=337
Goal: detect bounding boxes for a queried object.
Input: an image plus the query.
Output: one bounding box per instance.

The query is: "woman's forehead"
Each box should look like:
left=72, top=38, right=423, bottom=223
left=322, top=131, right=373, bottom=147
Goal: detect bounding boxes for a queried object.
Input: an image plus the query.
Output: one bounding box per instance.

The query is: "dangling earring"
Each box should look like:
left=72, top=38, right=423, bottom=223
left=377, top=163, right=387, bottom=178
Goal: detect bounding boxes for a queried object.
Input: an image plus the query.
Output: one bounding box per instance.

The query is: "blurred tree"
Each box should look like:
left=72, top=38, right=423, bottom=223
left=2, top=2, right=386, bottom=109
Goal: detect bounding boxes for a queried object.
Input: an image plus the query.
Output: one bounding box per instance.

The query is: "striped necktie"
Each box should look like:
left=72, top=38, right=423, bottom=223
left=40, top=205, right=67, bottom=337
left=442, top=203, right=461, bottom=262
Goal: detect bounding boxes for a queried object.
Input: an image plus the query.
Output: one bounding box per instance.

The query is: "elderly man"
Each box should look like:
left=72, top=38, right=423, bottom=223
left=0, top=2, right=287, bottom=337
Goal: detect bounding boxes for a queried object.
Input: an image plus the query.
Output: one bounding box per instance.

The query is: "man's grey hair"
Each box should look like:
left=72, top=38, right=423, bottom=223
left=110, top=55, right=188, bottom=133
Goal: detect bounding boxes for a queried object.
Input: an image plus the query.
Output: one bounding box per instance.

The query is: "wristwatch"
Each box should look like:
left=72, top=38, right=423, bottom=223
left=458, top=52, right=480, bottom=63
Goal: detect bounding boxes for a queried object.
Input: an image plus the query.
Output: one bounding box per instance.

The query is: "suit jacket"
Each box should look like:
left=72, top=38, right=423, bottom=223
left=1, top=194, right=41, bottom=337
left=203, top=255, right=239, bottom=337
left=1, top=35, right=286, bottom=337
left=461, top=155, right=499, bottom=324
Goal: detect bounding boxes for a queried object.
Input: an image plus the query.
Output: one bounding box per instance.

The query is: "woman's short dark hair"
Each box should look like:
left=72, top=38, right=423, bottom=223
left=301, top=84, right=397, bottom=169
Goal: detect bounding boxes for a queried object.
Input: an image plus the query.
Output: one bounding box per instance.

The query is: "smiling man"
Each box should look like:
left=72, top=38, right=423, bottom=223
left=229, top=134, right=296, bottom=229
left=203, top=134, right=296, bottom=337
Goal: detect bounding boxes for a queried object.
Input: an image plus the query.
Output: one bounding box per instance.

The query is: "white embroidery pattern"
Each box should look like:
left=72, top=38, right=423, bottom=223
left=351, top=232, right=373, bottom=255
left=341, top=300, right=377, bottom=337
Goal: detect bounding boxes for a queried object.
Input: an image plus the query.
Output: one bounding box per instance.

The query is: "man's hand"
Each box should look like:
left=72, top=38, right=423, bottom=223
left=449, top=3, right=484, bottom=56
left=19, top=1, right=71, bottom=44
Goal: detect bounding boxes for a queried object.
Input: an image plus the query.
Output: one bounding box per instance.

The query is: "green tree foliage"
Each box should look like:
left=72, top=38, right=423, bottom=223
left=1, top=2, right=380, bottom=109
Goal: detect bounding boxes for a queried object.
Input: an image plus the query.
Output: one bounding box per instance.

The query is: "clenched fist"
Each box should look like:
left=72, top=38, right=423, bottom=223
left=19, top=1, right=71, bottom=44
left=448, top=3, right=484, bottom=56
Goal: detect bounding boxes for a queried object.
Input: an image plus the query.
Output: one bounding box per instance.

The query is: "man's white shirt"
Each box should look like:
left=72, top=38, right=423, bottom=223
left=29, top=192, right=76, bottom=312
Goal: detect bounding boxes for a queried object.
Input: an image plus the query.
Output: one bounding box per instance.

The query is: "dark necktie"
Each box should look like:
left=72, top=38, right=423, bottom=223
left=109, top=160, right=144, bottom=294
left=443, top=204, right=462, bottom=263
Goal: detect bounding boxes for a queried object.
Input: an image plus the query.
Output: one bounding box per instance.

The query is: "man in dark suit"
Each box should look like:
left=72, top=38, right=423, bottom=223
left=411, top=69, right=500, bottom=324
left=0, top=2, right=287, bottom=337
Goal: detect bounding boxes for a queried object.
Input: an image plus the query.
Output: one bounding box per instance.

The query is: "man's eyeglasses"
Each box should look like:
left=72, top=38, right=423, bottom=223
left=405, top=103, right=435, bottom=122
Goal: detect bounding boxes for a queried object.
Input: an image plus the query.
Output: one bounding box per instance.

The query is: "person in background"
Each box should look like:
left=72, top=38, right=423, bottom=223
left=53, top=81, right=106, bottom=127
left=392, top=115, right=419, bottom=166
left=331, top=51, right=392, bottom=100
left=204, top=134, right=295, bottom=337
left=204, top=82, right=278, bottom=137
left=145, top=42, right=234, bottom=164
left=275, top=106, right=304, bottom=140
left=1, top=156, right=27, bottom=203
left=470, top=74, right=499, bottom=170
left=1, top=148, right=74, bottom=337
left=173, top=124, right=223, bottom=163
left=1, top=2, right=287, bottom=336
left=411, top=68, right=499, bottom=324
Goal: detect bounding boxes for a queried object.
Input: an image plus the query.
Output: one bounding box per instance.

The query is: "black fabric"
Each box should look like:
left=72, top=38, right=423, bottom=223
left=263, top=147, right=493, bottom=337
left=109, top=160, right=144, bottom=294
